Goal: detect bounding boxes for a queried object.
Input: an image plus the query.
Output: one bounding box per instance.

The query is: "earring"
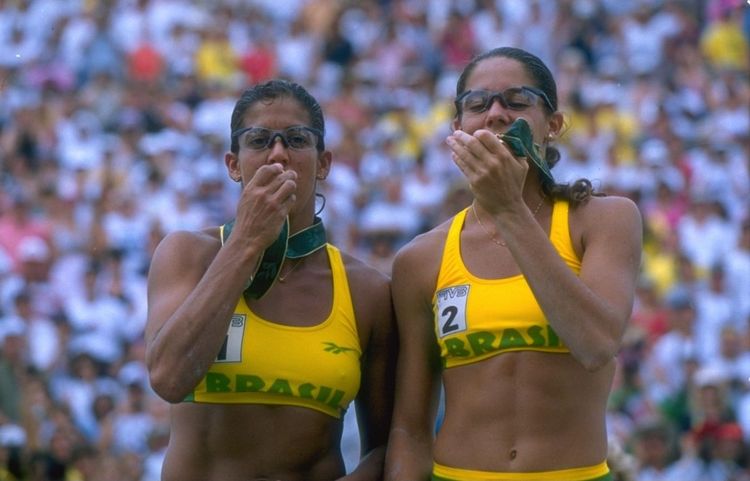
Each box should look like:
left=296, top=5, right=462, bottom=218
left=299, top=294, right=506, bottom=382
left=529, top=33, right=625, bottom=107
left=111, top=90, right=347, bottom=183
left=315, top=192, right=327, bottom=215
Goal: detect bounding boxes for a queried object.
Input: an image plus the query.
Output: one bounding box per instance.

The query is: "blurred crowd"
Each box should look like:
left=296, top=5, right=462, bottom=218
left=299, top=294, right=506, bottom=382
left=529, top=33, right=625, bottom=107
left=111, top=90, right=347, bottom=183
left=0, top=0, right=748, bottom=480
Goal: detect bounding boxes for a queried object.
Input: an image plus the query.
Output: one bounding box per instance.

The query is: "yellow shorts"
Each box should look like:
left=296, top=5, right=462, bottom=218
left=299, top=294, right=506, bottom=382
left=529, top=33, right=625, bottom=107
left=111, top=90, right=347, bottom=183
left=431, top=460, right=612, bottom=481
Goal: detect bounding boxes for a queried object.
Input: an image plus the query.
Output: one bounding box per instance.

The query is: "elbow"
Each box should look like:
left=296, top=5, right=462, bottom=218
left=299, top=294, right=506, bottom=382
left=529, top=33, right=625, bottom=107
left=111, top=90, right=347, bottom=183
left=572, top=315, right=627, bottom=371
left=579, top=354, right=613, bottom=372
left=147, top=357, right=191, bottom=403
left=575, top=341, right=619, bottom=372
left=149, top=371, right=190, bottom=404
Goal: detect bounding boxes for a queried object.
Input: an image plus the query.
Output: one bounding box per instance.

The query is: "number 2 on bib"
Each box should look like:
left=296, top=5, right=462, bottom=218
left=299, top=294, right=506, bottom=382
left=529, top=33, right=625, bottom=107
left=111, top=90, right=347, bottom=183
left=435, top=285, right=469, bottom=338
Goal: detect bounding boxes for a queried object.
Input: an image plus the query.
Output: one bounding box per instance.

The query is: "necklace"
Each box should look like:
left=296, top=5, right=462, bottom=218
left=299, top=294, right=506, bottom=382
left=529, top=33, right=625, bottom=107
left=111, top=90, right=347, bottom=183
left=278, top=257, right=305, bottom=283
left=472, top=197, right=545, bottom=247
left=222, top=216, right=327, bottom=297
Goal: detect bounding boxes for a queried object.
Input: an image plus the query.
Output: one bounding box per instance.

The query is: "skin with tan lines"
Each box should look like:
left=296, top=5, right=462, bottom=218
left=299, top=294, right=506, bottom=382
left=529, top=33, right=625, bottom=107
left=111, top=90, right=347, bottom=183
left=145, top=80, right=396, bottom=481
left=384, top=48, right=642, bottom=480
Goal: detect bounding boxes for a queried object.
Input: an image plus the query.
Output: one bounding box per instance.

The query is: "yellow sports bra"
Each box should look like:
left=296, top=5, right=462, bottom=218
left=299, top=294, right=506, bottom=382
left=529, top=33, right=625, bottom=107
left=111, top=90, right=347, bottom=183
left=433, top=200, right=581, bottom=369
left=184, top=244, right=362, bottom=419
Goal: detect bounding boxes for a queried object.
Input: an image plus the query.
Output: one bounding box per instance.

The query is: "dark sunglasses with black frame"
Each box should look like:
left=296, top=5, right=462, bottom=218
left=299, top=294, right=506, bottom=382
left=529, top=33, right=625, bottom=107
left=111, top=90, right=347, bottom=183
left=455, top=86, right=554, bottom=114
left=232, top=125, right=324, bottom=152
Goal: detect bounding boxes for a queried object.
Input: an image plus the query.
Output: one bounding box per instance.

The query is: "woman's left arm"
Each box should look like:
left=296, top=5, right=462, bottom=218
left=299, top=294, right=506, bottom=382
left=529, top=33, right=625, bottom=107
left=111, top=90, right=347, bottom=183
left=337, top=261, right=398, bottom=481
left=503, top=196, right=643, bottom=371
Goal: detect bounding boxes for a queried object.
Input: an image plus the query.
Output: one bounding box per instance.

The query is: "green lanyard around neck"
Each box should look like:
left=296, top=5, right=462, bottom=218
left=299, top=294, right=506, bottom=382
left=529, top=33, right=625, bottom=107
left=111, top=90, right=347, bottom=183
left=221, top=216, right=326, bottom=299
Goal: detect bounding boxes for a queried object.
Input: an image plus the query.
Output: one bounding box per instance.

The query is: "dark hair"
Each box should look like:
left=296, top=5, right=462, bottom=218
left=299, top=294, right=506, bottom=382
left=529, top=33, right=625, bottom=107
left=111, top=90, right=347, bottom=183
left=230, top=79, right=326, bottom=154
left=455, top=47, right=599, bottom=204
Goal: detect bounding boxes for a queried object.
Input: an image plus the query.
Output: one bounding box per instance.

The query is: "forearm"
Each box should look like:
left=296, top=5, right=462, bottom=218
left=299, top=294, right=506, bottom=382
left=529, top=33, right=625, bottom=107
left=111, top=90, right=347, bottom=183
left=337, top=446, right=386, bottom=481
left=499, top=208, right=633, bottom=369
left=384, top=430, right=434, bottom=481
left=147, top=243, right=262, bottom=401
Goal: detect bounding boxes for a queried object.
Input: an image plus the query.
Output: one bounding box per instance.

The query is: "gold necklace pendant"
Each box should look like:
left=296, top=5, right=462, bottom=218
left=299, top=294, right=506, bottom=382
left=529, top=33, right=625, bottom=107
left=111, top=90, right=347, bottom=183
left=277, top=258, right=304, bottom=283
left=473, top=203, right=507, bottom=247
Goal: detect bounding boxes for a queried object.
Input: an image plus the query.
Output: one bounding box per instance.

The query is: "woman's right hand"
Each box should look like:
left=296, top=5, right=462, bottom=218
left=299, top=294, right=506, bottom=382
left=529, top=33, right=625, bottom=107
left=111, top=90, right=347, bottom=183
left=232, top=163, right=298, bottom=253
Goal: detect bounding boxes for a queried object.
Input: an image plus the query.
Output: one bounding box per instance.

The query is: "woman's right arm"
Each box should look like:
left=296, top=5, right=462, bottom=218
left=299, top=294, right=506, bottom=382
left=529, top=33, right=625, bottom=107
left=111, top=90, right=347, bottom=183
left=145, top=163, right=296, bottom=403
left=384, top=236, right=443, bottom=481
left=144, top=229, right=263, bottom=403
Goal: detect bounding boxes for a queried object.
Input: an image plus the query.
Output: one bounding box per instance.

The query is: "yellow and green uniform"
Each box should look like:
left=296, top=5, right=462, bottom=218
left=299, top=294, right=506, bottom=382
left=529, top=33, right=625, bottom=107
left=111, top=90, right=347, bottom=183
left=432, top=201, right=610, bottom=480
left=434, top=200, right=580, bottom=367
left=184, top=244, right=361, bottom=419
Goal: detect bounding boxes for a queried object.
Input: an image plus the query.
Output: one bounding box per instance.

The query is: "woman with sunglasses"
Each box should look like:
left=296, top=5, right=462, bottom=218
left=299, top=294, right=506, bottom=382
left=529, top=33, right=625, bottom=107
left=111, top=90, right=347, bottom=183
left=384, top=47, right=642, bottom=481
left=145, top=79, right=396, bottom=481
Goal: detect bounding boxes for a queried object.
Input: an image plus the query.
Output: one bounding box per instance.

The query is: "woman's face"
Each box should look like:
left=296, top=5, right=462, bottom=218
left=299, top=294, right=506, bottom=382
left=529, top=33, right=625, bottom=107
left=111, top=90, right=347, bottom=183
left=453, top=56, right=562, bottom=145
left=226, top=96, right=331, bottom=216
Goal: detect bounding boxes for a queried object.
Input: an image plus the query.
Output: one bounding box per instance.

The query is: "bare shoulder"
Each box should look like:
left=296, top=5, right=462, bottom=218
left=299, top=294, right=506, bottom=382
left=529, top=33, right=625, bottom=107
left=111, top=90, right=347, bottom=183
left=154, top=227, right=221, bottom=254
left=392, top=219, right=452, bottom=276
left=391, top=219, right=452, bottom=290
left=149, top=228, right=221, bottom=282
left=569, top=195, right=643, bottom=262
left=340, top=251, right=391, bottom=319
left=571, top=195, right=641, bottom=220
left=570, top=195, right=642, bottom=237
left=339, top=250, right=394, bottom=349
left=341, top=251, right=390, bottom=292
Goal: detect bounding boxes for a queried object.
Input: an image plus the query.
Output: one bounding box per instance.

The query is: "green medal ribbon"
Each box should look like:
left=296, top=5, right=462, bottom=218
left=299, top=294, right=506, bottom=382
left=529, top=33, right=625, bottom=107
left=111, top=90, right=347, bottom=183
left=285, top=216, right=327, bottom=259
left=221, top=216, right=326, bottom=299
left=498, top=118, right=554, bottom=185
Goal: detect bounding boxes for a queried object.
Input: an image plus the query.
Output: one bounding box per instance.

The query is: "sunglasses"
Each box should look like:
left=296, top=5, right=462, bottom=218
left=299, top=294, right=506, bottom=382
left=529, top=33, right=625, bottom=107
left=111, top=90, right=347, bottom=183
left=455, top=86, right=554, bottom=114
left=232, top=126, right=323, bottom=151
